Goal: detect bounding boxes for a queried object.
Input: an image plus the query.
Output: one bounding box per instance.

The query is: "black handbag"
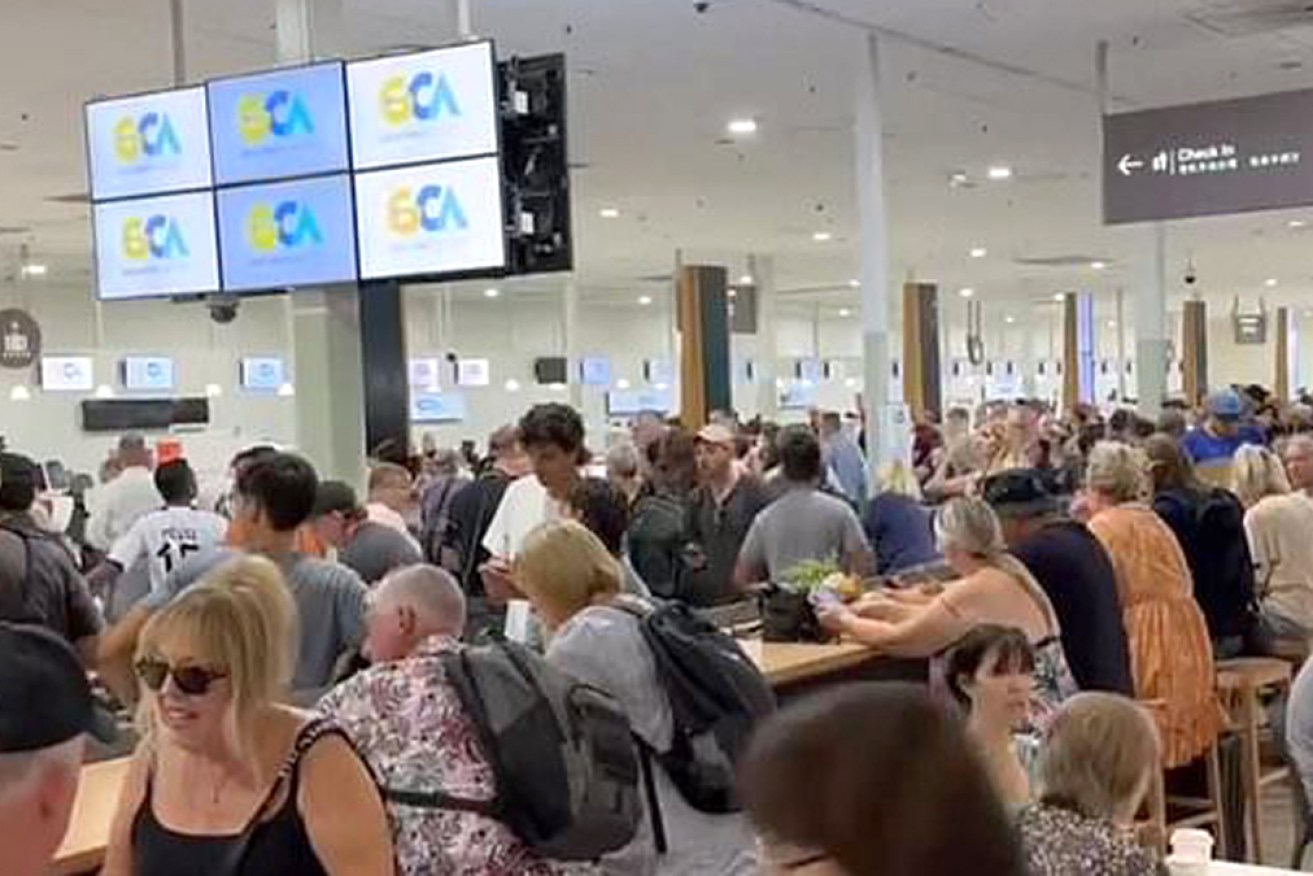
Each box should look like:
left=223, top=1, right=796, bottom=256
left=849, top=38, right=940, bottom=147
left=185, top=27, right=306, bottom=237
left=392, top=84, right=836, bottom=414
left=758, top=586, right=827, bottom=643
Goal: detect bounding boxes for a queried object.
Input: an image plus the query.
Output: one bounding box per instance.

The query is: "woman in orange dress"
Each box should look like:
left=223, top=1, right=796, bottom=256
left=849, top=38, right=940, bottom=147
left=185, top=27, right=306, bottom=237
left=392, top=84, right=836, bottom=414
left=1081, top=441, right=1224, bottom=768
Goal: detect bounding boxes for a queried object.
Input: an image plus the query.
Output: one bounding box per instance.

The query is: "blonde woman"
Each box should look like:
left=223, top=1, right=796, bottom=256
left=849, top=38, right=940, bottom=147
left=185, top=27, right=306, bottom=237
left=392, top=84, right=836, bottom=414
left=1234, top=444, right=1313, bottom=650
left=516, top=520, right=757, bottom=876
left=103, top=556, right=394, bottom=876
left=1082, top=441, right=1224, bottom=769
left=863, top=460, right=940, bottom=575
left=819, top=496, right=1075, bottom=721
left=1018, top=693, right=1161, bottom=875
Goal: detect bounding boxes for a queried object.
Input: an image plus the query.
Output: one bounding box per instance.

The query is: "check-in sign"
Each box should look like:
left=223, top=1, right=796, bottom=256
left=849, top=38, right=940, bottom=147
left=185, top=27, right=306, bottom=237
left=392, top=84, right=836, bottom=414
left=1103, top=88, right=1313, bottom=225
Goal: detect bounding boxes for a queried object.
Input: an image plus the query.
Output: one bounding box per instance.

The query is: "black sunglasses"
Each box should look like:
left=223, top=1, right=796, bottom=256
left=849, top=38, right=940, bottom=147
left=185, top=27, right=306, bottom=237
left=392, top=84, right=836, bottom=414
left=135, top=659, right=228, bottom=696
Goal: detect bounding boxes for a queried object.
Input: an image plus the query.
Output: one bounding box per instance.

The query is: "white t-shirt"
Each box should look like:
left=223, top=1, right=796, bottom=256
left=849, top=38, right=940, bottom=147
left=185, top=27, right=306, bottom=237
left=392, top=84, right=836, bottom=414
left=481, top=475, right=564, bottom=559
left=109, top=506, right=229, bottom=597
left=87, top=466, right=163, bottom=550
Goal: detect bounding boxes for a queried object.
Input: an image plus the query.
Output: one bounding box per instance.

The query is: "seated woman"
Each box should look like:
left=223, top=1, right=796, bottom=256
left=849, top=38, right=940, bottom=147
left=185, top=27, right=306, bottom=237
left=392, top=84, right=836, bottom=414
left=516, top=519, right=756, bottom=876
left=945, top=625, right=1037, bottom=809
left=102, top=556, right=394, bottom=876
left=1233, top=443, right=1313, bottom=652
left=740, top=683, right=1026, bottom=876
left=1017, top=693, right=1161, bottom=876
left=863, top=460, right=940, bottom=575
left=818, top=496, right=1074, bottom=720
left=1082, top=441, right=1224, bottom=770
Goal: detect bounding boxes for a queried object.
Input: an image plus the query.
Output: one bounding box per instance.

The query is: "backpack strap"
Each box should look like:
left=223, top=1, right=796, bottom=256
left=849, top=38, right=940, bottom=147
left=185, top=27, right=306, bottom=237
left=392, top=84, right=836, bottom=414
left=635, top=738, right=668, bottom=856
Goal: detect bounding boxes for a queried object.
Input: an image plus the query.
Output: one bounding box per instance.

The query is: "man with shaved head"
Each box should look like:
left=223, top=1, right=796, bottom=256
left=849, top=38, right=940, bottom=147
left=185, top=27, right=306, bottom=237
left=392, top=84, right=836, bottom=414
left=318, top=565, right=568, bottom=873
left=1284, top=434, right=1313, bottom=496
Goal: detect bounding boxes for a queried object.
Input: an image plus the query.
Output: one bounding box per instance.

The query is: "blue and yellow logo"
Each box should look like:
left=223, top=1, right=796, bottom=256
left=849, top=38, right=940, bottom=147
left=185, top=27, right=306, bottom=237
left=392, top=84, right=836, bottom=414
left=237, top=90, right=314, bottom=145
left=387, top=185, right=468, bottom=236
left=380, top=71, right=461, bottom=126
left=247, top=200, right=323, bottom=253
left=114, top=112, right=182, bottom=164
left=122, top=215, right=189, bottom=261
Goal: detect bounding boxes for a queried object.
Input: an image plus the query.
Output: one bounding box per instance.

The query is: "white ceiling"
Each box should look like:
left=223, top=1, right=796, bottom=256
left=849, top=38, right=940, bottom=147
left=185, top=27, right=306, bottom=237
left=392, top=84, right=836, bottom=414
left=5, top=0, right=1313, bottom=318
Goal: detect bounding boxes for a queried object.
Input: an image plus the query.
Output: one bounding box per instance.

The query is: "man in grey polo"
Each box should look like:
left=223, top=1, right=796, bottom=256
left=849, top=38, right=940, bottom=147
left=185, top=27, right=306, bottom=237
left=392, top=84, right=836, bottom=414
left=735, top=425, right=873, bottom=588
left=310, top=480, right=422, bottom=585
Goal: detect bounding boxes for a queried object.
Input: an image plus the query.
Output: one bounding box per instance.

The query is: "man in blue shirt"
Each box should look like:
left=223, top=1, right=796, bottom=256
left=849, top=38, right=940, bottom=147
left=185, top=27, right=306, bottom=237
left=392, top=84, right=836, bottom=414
left=1182, top=389, right=1266, bottom=467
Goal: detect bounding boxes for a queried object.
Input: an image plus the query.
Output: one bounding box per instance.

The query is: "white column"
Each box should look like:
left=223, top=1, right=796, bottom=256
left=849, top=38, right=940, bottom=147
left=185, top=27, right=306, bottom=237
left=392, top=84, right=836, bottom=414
left=749, top=254, right=778, bottom=419
left=1136, top=224, right=1169, bottom=415
left=563, top=279, right=583, bottom=408
left=279, top=0, right=365, bottom=481
left=857, top=33, right=892, bottom=468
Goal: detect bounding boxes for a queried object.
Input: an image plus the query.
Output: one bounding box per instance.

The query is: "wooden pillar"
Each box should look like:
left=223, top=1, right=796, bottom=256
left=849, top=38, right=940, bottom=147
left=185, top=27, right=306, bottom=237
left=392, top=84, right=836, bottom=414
left=901, top=282, right=941, bottom=421
left=1062, top=293, right=1079, bottom=412
left=1182, top=299, right=1208, bottom=406
left=677, top=265, right=731, bottom=428
left=1276, top=306, right=1290, bottom=403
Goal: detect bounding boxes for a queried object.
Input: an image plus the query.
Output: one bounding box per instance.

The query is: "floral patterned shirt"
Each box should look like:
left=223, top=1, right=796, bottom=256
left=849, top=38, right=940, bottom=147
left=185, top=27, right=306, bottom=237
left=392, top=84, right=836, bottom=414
left=1017, top=802, right=1165, bottom=876
left=318, top=635, right=596, bottom=876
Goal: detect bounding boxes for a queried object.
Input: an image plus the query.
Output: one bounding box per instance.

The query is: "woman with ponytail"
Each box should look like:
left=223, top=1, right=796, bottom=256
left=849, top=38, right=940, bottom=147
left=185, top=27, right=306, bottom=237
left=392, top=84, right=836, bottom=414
left=818, top=496, right=1076, bottom=721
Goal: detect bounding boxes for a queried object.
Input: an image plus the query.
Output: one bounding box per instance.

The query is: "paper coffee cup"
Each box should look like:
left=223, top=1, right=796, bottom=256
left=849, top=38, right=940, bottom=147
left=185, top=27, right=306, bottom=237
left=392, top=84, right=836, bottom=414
left=1168, top=828, right=1214, bottom=862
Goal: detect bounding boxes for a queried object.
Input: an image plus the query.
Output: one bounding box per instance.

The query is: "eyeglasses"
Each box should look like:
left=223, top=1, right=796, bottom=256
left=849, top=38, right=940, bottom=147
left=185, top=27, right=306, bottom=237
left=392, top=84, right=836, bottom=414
left=134, top=659, right=228, bottom=696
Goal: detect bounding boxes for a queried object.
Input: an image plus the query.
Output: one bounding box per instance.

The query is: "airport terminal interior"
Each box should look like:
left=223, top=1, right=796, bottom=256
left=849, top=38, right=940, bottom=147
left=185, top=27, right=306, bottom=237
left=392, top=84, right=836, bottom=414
left=12, top=1, right=1313, bottom=874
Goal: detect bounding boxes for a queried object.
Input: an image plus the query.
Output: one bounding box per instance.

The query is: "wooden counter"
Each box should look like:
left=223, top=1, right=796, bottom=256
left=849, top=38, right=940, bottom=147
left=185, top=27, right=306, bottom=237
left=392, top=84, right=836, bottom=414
left=746, top=640, right=883, bottom=686
left=53, top=757, right=129, bottom=875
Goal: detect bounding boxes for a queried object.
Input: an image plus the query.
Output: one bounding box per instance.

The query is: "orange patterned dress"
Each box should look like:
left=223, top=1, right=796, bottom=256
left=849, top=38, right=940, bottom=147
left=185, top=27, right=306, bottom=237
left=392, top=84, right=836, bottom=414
left=1087, top=503, right=1225, bottom=768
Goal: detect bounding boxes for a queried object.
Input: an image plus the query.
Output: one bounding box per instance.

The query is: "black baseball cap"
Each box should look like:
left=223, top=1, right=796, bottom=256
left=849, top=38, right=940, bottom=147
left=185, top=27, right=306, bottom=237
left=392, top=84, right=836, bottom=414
left=0, top=623, right=116, bottom=753
left=311, top=480, right=361, bottom=519
left=980, top=469, right=1060, bottom=519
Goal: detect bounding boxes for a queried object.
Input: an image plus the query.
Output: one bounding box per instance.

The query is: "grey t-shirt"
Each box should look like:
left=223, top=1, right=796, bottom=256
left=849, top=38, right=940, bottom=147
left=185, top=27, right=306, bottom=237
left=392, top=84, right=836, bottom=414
left=145, top=548, right=368, bottom=694
left=340, top=521, right=423, bottom=585
left=548, top=605, right=757, bottom=876
left=738, top=486, right=869, bottom=582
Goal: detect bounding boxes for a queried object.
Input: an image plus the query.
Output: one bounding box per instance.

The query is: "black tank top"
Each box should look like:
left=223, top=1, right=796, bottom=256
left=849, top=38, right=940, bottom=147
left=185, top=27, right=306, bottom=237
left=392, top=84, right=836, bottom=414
left=132, top=719, right=340, bottom=876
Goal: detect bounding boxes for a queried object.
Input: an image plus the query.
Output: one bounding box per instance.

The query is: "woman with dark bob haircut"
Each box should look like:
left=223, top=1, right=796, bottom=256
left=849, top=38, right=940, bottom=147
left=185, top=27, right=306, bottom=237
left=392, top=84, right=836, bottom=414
left=739, top=683, right=1024, bottom=876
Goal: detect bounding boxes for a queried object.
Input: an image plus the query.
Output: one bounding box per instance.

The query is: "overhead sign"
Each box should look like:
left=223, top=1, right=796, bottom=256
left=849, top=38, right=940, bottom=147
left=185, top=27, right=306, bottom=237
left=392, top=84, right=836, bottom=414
left=92, top=190, right=220, bottom=300
left=208, top=61, right=349, bottom=186
left=86, top=87, right=212, bottom=201
left=0, top=310, right=40, bottom=369
left=1104, top=88, right=1313, bottom=224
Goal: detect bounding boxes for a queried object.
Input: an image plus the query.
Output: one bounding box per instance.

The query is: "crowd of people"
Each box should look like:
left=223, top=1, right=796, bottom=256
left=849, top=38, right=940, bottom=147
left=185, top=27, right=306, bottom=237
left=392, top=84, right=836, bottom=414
left=4, top=383, right=1313, bottom=874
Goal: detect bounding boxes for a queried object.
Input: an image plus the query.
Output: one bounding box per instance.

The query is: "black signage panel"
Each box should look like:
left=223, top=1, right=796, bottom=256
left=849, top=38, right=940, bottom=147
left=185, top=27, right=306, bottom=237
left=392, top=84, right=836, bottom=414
left=1103, top=88, right=1313, bottom=225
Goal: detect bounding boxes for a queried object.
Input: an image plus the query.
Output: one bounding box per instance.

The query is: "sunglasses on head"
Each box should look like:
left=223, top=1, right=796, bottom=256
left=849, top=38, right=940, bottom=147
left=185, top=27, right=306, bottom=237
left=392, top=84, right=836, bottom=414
left=134, top=659, right=228, bottom=696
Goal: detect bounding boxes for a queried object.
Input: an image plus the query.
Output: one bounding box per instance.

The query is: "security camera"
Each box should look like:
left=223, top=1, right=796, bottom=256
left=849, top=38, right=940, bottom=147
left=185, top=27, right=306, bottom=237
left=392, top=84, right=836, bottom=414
left=1183, top=260, right=1198, bottom=287
left=693, top=1, right=711, bottom=12
left=206, top=295, right=240, bottom=325
left=445, top=352, right=459, bottom=364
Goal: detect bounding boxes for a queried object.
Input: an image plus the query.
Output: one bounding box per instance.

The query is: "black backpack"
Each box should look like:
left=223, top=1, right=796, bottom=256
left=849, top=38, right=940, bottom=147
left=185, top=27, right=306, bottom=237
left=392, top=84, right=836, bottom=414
left=0, top=522, right=43, bottom=625
left=627, top=495, right=691, bottom=599
left=609, top=597, right=776, bottom=815
left=1157, top=486, right=1258, bottom=641
left=381, top=639, right=641, bottom=861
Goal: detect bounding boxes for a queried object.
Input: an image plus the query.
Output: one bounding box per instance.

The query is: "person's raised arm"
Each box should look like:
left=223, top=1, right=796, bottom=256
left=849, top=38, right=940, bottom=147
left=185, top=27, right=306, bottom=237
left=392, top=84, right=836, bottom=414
left=299, top=734, right=395, bottom=876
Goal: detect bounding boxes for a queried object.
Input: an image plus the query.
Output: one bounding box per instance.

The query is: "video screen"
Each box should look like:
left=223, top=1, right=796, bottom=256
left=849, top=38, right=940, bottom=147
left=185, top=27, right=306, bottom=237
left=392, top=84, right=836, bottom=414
left=240, top=357, right=285, bottom=391
left=346, top=42, right=498, bottom=171
left=41, top=357, right=95, bottom=392
left=93, top=190, right=220, bottom=300
left=86, top=87, right=212, bottom=201
left=208, top=62, right=349, bottom=186
left=354, top=156, right=505, bottom=281
left=122, top=356, right=176, bottom=391
left=216, top=175, right=357, bottom=292
left=410, top=392, right=467, bottom=423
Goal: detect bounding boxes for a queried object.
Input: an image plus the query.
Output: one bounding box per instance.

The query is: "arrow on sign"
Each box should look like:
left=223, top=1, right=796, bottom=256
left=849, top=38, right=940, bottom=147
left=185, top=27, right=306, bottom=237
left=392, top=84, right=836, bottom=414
left=1118, top=154, right=1145, bottom=176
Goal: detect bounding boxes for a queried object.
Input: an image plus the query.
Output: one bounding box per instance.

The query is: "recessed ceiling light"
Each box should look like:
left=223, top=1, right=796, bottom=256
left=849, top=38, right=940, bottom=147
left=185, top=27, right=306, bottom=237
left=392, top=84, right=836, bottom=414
left=548, top=383, right=567, bottom=393
left=1052, top=293, right=1065, bottom=302
left=950, top=171, right=970, bottom=187
left=654, top=382, right=669, bottom=391
left=1266, top=278, right=1279, bottom=288
left=1004, top=315, right=1016, bottom=324
left=958, top=287, right=975, bottom=299
left=848, top=279, right=860, bottom=288
left=19, top=264, right=46, bottom=278
left=504, top=378, right=521, bottom=392
left=599, top=207, right=620, bottom=219
left=727, top=118, right=758, bottom=136
left=812, top=231, right=833, bottom=242
left=276, top=382, right=296, bottom=397
left=1091, top=261, right=1107, bottom=270
left=638, top=295, right=653, bottom=306
left=844, top=377, right=859, bottom=389
left=970, top=247, right=988, bottom=259
left=838, top=308, right=852, bottom=317
left=94, top=384, right=115, bottom=399
left=727, top=288, right=737, bottom=299
left=616, top=378, right=632, bottom=390
left=1107, top=320, right=1117, bottom=329
left=739, top=274, right=754, bottom=285
left=1289, top=219, right=1307, bottom=229
left=9, top=385, right=30, bottom=402
left=987, top=165, right=1013, bottom=181
left=483, top=287, right=500, bottom=298
left=204, top=383, right=223, bottom=398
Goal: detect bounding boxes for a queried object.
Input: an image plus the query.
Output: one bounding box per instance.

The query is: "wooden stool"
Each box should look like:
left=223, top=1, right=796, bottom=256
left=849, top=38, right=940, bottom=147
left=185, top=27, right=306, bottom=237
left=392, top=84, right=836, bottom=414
left=1139, top=700, right=1228, bottom=858
left=1216, top=657, right=1294, bottom=864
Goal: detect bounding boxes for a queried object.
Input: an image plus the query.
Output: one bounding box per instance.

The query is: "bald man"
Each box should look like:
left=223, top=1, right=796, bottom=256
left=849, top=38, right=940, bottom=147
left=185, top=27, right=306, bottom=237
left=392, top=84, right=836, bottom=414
left=318, top=566, right=568, bottom=872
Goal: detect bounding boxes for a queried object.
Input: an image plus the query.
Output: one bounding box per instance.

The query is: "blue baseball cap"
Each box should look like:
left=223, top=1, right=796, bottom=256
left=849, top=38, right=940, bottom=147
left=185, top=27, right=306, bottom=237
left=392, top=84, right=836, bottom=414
left=1207, top=390, right=1243, bottom=421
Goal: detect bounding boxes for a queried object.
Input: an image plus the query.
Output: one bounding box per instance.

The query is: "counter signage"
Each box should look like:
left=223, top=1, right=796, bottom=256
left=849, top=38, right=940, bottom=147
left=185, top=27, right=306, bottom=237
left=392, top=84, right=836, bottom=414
left=1104, top=87, right=1313, bottom=224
